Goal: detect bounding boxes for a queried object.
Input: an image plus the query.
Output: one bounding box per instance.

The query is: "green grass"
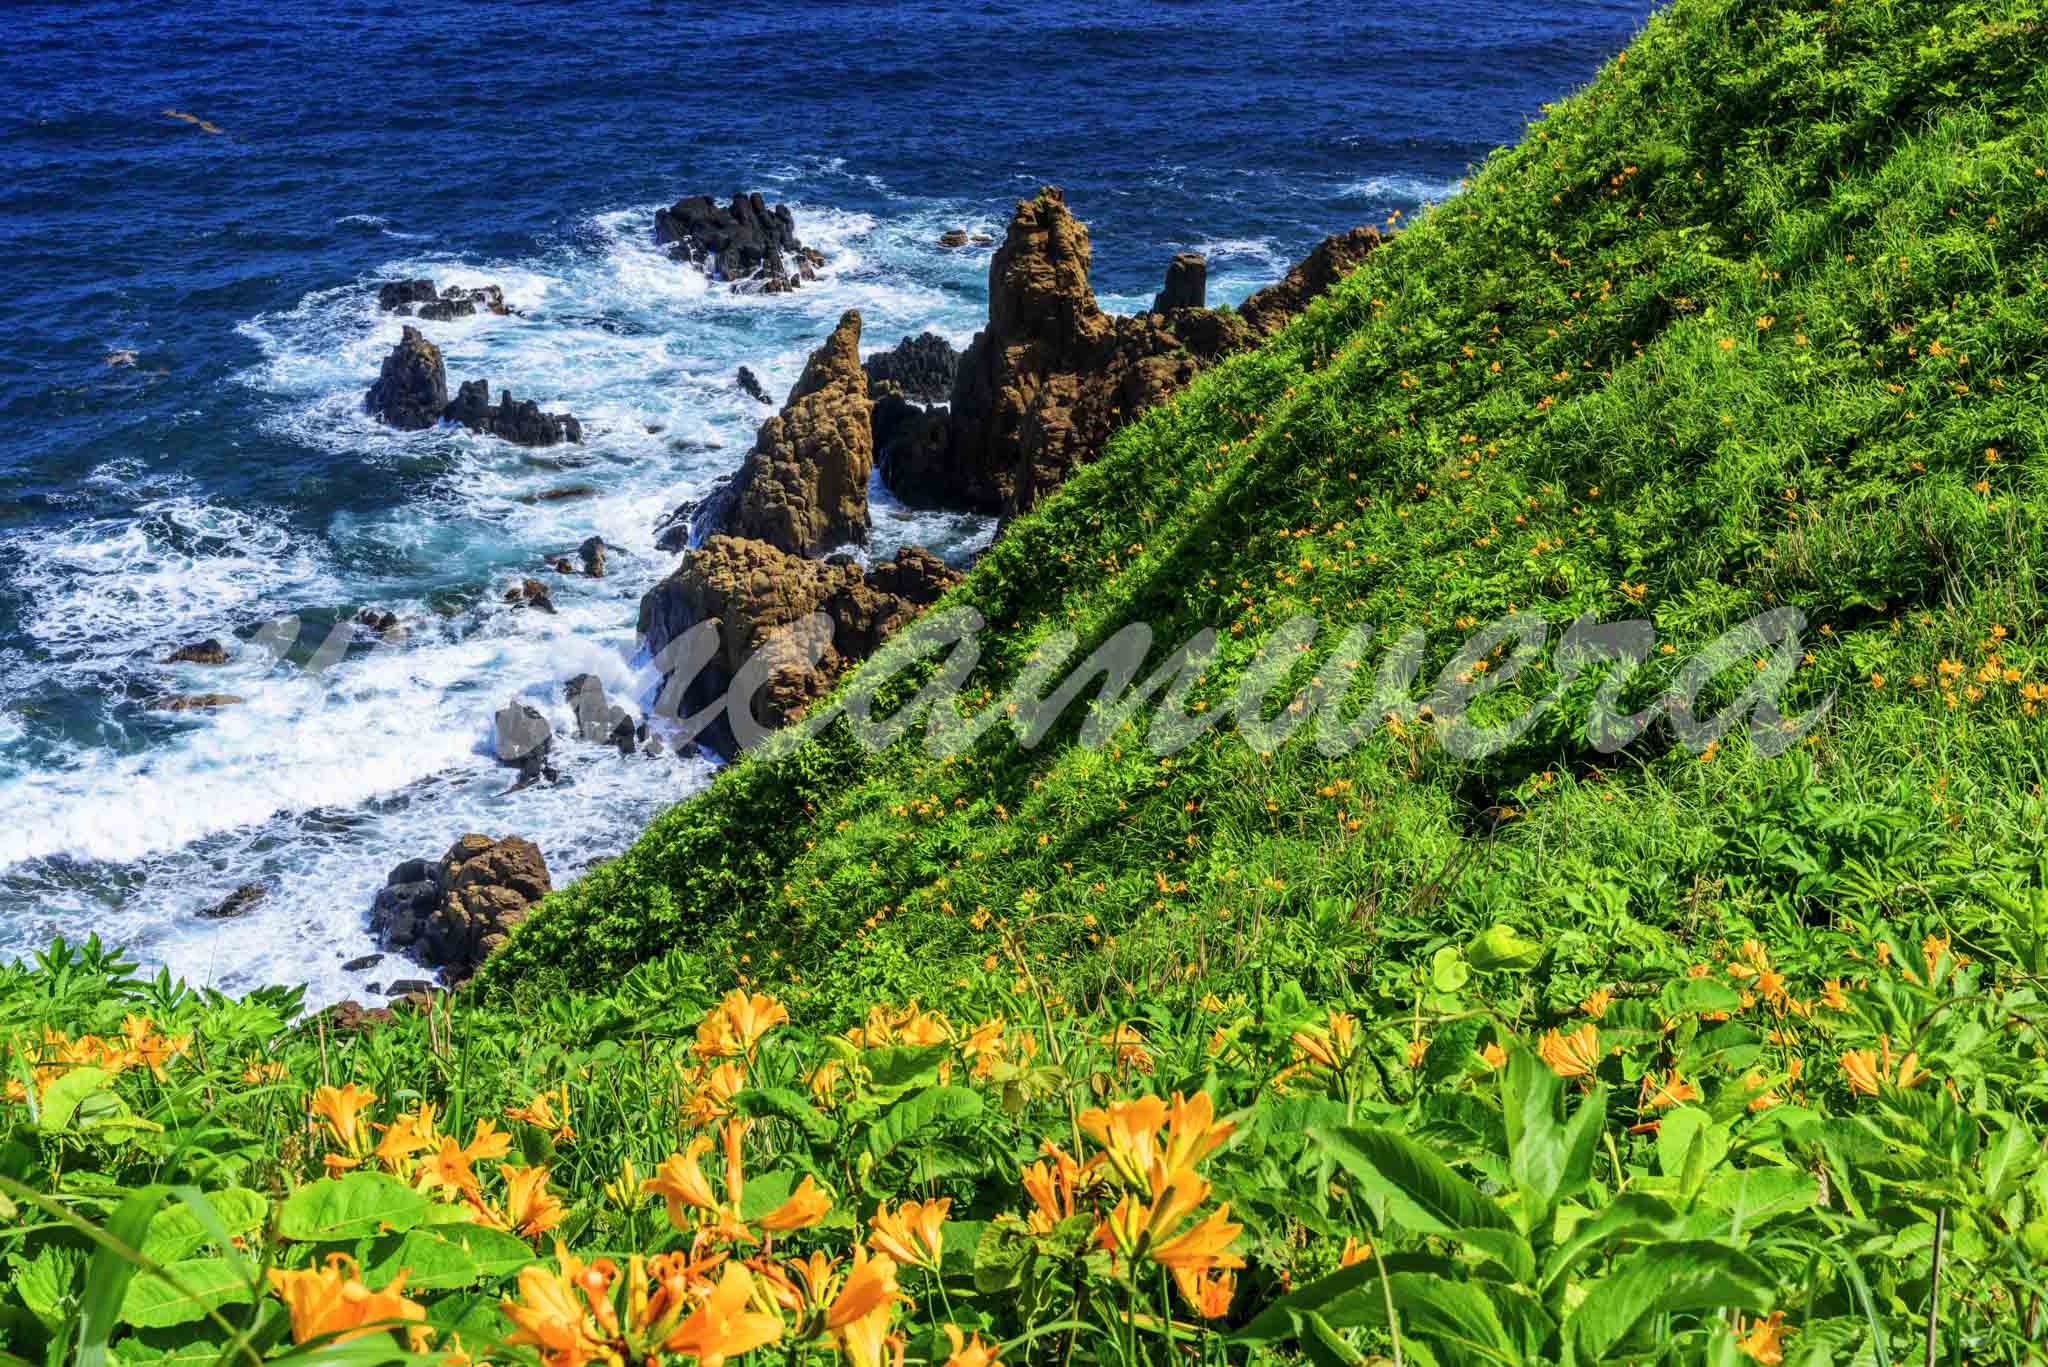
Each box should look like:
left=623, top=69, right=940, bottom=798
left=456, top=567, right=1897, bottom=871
left=480, top=0, right=2048, bottom=1024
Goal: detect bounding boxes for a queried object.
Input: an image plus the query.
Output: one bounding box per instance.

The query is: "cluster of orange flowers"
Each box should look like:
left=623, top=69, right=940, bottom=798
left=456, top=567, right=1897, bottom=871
left=1012, top=1091, right=1246, bottom=1319
left=3, top=1015, right=192, bottom=1104
left=307, top=1083, right=563, bottom=1238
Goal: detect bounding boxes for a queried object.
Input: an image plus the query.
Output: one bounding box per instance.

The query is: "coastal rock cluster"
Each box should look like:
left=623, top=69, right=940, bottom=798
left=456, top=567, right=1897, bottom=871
left=364, top=326, right=581, bottom=445
left=633, top=185, right=1383, bottom=763
left=370, top=834, right=552, bottom=983
left=376, top=278, right=516, bottom=321
left=655, top=192, right=825, bottom=293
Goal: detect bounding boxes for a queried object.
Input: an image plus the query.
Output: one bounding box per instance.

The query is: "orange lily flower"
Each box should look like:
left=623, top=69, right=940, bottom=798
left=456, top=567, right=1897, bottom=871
left=760, top=1174, right=833, bottom=1232
left=1537, top=1024, right=1601, bottom=1078
left=268, top=1253, right=429, bottom=1351
left=663, top=1263, right=783, bottom=1367
left=869, top=1196, right=948, bottom=1269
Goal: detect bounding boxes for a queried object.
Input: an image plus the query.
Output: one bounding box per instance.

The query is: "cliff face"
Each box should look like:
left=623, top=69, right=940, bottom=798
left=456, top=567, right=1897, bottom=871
left=885, top=188, right=1380, bottom=520
left=727, top=310, right=874, bottom=557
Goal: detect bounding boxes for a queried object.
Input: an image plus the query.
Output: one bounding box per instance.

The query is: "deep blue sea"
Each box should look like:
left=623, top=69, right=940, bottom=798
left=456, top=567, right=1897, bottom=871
left=1, top=0, right=1652, bottom=1001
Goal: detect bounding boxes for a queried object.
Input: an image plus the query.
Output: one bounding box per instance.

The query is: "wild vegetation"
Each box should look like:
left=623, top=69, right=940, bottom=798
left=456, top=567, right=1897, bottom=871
left=6, top=0, right=2048, bottom=1361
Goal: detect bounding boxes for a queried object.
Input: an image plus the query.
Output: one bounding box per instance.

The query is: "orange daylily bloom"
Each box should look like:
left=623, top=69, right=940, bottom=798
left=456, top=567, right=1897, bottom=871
left=1078, top=1095, right=1167, bottom=1188
left=1176, top=1267, right=1236, bottom=1318
left=372, top=1104, right=439, bottom=1171
left=1339, top=1236, right=1372, bottom=1267
left=1477, top=1042, right=1507, bottom=1071
left=1021, top=1141, right=1083, bottom=1234
left=663, top=1263, right=783, bottom=1367
left=268, top=1253, right=429, bottom=1352
left=719, top=990, right=790, bottom=1055
left=1580, top=989, right=1613, bottom=1019
left=1641, top=1069, right=1698, bottom=1109
left=1735, top=1311, right=1790, bottom=1364
left=1150, top=1204, right=1246, bottom=1274
left=760, top=1174, right=833, bottom=1232
left=1537, top=1024, right=1601, bottom=1078
left=1162, top=1091, right=1235, bottom=1172
left=463, top=1118, right=513, bottom=1166
left=501, top=1164, right=566, bottom=1239
left=645, top=1137, right=720, bottom=1229
left=1820, top=979, right=1849, bottom=1010
left=500, top=1244, right=616, bottom=1367
left=826, top=1247, right=903, bottom=1332
left=869, top=1196, right=948, bottom=1269
left=308, top=1083, right=379, bottom=1155
left=419, top=1136, right=484, bottom=1201
left=505, top=1085, right=576, bottom=1143
left=942, top=1324, right=1003, bottom=1367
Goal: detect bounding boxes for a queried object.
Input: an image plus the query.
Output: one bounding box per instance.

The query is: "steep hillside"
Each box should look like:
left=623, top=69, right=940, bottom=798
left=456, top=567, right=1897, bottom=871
left=483, top=0, right=2048, bottom=1013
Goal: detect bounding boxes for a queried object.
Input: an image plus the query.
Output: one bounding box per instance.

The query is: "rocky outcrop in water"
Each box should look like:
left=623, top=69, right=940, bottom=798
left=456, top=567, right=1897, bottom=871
left=566, top=674, right=638, bottom=756
left=377, top=279, right=513, bottom=319
left=493, top=700, right=555, bottom=787
left=365, top=326, right=449, bottom=431
left=149, top=693, right=245, bottom=712
left=864, top=332, right=959, bottom=405
left=365, top=331, right=579, bottom=444
left=1152, top=252, right=1207, bottom=314
left=443, top=380, right=583, bottom=447
left=654, top=192, right=824, bottom=293
left=201, top=884, right=266, bottom=919
left=370, top=834, right=551, bottom=982
left=721, top=310, right=873, bottom=557
left=737, top=366, right=774, bottom=406
left=636, top=536, right=962, bottom=757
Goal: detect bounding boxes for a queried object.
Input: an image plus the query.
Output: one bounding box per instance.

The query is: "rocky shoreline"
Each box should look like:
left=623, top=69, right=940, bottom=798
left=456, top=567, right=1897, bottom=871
left=258, top=183, right=1384, bottom=1007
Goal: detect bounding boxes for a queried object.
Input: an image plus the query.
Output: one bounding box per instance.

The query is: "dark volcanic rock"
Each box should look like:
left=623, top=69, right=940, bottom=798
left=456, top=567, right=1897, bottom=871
left=365, top=326, right=448, bottom=430
left=863, top=332, right=960, bottom=405
left=504, top=578, right=556, bottom=614
left=653, top=192, right=824, bottom=293
left=578, top=536, right=609, bottom=578
left=1152, top=252, right=1208, bottom=314
left=721, top=311, right=873, bottom=557
left=737, top=366, right=774, bottom=406
left=377, top=279, right=439, bottom=313
left=939, top=228, right=970, bottom=249
left=341, top=953, right=384, bottom=972
left=493, top=702, right=553, bottom=779
left=872, top=392, right=953, bottom=503
left=368, top=834, right=553, bottom=981
left=163, top=639, right=228, bottom=666
left=444, top=380, right=582, bottom=447
left=654, top=473, right=738, bottom=555
left=356, top=609, right=399, bottom=633
left=201, top=883, right=266, bottom=919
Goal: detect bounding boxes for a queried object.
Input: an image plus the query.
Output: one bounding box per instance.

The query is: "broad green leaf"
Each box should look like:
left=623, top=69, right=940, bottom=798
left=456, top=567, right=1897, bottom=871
left=1234, top=1263, right=1385, bottom=1345
left=277, top=1172, right=431, bottom=1243
left=7, top=1245, right=83, bottom=1331
left=1567, top=1240, right=1772, bottom=1361
left=429, top=1225, right=542, bottom=1282
left=1389, top=1273, right=1523, bottom=1365
left=1697, top=1167, right=1817, bottom=1227
left=1503, top=1046, right=1606, bottom=1231
left=141, top=1188, right=267, bottom=1264
left=1467, top=924, right=1543, bottom=972
left=119, top=1257, right=255, bottom=1329
left=1309, top=1125, right=1514, bottom=1237
left=39, top=1067, right=116, bottom=1132
left=1294, top=1309, right=1368, bottom=1367
left=1539, top=1192, right=1681, bottom=1293
left=733, top=1087, right=835, bottom=1145
left=1431, top=946, right=1472, bottom=993
left=972, top=1219, right=1031, bottom=1294
left=361, top=1230, right=483, bottom=1292
left=1656, top=1106, right=1729, bottom=1193
left=865, top=1086, right=982, bottom=1167
left=861, top=1045, right=951, bottom=1090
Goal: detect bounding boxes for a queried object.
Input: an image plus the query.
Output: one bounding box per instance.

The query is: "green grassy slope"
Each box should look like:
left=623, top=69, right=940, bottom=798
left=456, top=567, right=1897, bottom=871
left=483, top=0, right=2048, bottom=1019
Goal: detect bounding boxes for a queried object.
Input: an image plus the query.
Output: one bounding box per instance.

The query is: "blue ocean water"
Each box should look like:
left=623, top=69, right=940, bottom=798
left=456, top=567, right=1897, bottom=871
left=0, top=0, right=1652, bottom=1001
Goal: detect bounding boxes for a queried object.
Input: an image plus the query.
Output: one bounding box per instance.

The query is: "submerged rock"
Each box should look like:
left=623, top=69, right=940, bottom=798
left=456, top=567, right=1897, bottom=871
left=163, top=639, right=228, bottom=666
left=577, top=536, right=609, bottom=578
left=376, top=279, right=439, bottom=313
left=149, top=693, right=244, bottom=712
left=654, top=192, right=825, bottom=293
left=364, top=325, right=448, bottom=431
left=200, top=883, right=266, bottom=919
left=503, top=578, right=556, bottom=614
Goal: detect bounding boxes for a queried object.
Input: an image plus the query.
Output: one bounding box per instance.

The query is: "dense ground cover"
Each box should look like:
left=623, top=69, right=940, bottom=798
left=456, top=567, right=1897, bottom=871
left=5, top=0, right=2047, bottom=1361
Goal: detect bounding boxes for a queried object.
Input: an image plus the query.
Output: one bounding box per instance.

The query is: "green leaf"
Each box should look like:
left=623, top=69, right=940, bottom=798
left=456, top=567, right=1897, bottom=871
left=428, top=1225, right=542, bottom=1282
left=1430, top=947, right=1472, bottom=993
left=972, top=1219, right=1032, bottom=1294
left=78, top=1184, right=169, bottom=1367
left=7, top=1245, right=83, bottom=1332
left=119, top=1258, right=255, bottom=1329
left=360, top=1231, right=483, bottom=1292
left=1503, top=1045, right=1606, bottom=1231
left=861, top=1045, right=951, bottom=1091
left=140, top=1189, right=267, bottom=1264
left=1467, top=925, right=1543, bottom=972
left=865, top=1086, right=983, bottom=1167
left=1234, top=1263, right=1384, bottom=1345
left=1656, top=1106, right=1729, bottom=1194
left=1294, top=1309, right=1368, bottom=1367
left=1309, top=1125, right=1514, bottom=1237
left=38, top=1068, right=116, bottom=1132
left=1538, top=1192, right=1681, bottom=1293
left=733, top=1087, right=835, bottom=1145
left=277, top=1173, right=432, bottom=1243
left=1566, top=1240, right=1773, bottom=1361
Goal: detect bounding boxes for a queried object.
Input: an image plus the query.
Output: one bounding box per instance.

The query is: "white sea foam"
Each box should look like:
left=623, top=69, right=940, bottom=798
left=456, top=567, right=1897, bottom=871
left=1338, top=173, right=1464, bottom=205
left=2, top=189, right=1020, bottom=1004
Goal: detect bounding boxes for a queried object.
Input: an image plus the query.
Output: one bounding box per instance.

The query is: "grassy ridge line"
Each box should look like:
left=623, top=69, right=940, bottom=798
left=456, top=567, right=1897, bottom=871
left=481, top=0, right=2048, bottom=1019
